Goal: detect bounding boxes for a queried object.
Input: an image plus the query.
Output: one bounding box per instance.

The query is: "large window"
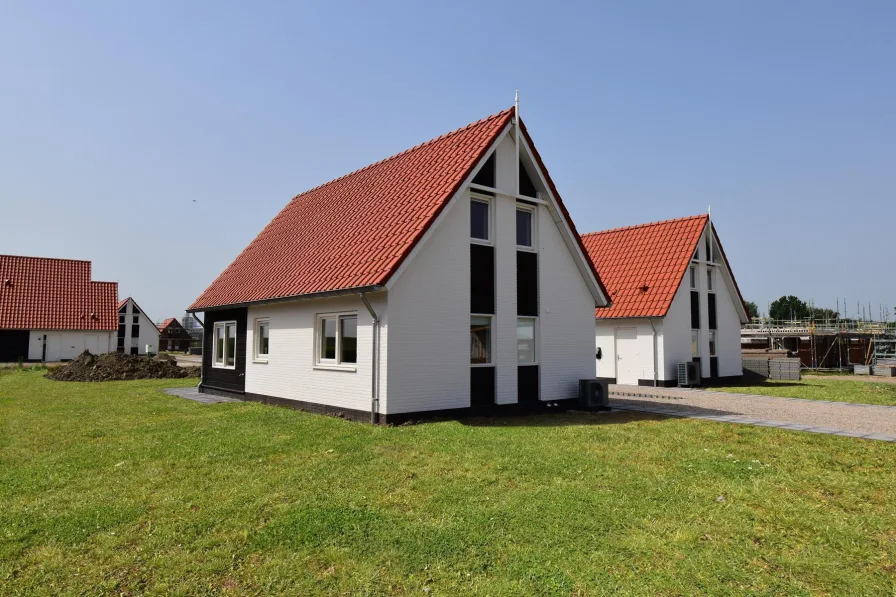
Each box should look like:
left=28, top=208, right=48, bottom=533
left=471, top=315, right=492, bottom=364
left=470, top=198, right=490, bottom=243
left=316, top=313, right=357, bottom=367
left=254, top=318, right=269, bottom=361
left=213, top=321, right=237, bottom=369
left=517, top=317, right=537, bottom=364
left=516, top=206, right=534, bottom=249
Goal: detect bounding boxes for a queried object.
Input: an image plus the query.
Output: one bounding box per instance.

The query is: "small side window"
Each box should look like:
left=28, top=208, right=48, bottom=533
left=471, top=198, right=490, bottom=242
left=254, top=318, right=270, bottom=361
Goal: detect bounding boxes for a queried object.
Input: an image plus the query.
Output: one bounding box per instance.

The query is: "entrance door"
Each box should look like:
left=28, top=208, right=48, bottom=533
left=46, top=335, right=62, bottom=362
left=84, top=335, right=99, bottom=355
left=615, top=327, right=639, bottom=385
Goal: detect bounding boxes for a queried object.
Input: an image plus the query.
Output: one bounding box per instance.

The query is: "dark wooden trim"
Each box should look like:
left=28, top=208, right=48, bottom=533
left=201, top=308, right=248, bottom=393
left=637, top=378, right=678, bottom=388
left=199, top=386, right=584, bottom=425
left=0, top=330, right=30, bottom=362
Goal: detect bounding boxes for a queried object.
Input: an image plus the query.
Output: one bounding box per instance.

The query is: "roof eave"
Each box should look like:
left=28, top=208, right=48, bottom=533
left=187, top=284, right=386, bottom=313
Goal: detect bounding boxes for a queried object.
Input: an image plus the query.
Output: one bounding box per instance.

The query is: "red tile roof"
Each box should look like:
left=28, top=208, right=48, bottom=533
left=582, top=215, right=710, bottom=319
left=189, top=107, right=607, bottom=311
left=0, top=255, right=118, bottom=331
left=117, top=298, right=128, bottom=310
left=157, top=318, right=177, bottom=332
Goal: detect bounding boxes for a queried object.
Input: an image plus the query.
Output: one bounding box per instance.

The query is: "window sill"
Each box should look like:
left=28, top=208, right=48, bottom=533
left=252, top=359, right=269, bottom=364
left=212, top=365, right=236, bottom=370
left=470, top=362, right=494, bottom=368
left=516, top=245, right=537, bottom=253
left=470, top=238, right=493, bottom=247
left=313, top=364, right=357, bottom=373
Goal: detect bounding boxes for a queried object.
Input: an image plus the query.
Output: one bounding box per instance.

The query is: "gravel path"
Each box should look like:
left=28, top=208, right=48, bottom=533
left=609, top=385, right=896, bottom=441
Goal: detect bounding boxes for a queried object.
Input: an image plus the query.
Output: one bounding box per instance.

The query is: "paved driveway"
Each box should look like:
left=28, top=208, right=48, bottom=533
left=610, top=385, right=896, bottom=442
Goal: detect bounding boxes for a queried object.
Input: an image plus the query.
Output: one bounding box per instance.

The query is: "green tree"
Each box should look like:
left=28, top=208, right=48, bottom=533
left=745, top=301, right=760, bottom=319
left=769, top=295, right=809, bottom=321
left=809, top=307, right=839, bottom=322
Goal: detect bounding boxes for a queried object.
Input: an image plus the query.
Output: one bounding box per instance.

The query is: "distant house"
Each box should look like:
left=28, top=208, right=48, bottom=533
left=581, top=215, right=748, bottom=386
left=117, top=298, right=160, bottom=355
left=0, top=255, right=117, bottom=362
left=188, top=106, right=609, bottom=422
left=157, top=318, right=192, bottom=352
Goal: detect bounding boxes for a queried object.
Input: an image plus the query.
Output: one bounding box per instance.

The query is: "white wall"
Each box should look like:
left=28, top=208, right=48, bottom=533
left=712, top=258, right=744, bottom=377
left=494, top=134, right=519, bottom=404
left=387, top=187, right=470, bottom=414
left=663, top=278, right=697, bottom=380
left=28, top=330, right=115, bottom=361
left=245, top=293, right=387, bottom=414
left=595, top=318, right=664, bottom=383
left=538, top=201, right=599, bottom=399
left=119, top=299, right=160, bottom=354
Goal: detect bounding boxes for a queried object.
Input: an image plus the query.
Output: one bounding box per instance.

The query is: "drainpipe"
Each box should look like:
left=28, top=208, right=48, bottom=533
left=648, top=317, right=659, bottom=387
left=192, top=313, right=205, bottom=391
left=360, top=293, right=380, bottom=424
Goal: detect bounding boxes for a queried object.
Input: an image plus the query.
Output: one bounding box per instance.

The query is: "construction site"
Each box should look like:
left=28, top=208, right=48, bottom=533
left=742, top=317, right=896, bottom=373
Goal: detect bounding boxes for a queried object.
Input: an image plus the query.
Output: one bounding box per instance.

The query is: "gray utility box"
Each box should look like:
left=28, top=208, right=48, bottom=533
left=579, top=378, right=612, bottom=410
left=872, top=366, right=896, bottom=377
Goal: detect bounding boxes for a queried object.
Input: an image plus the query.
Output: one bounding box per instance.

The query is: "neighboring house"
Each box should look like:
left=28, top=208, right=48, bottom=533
left=0, top=255, right=117, bottom=362
left=188, top=106, right=610, bottom=423
left=157, top=318, right=192, bottom=352
left=117, top=298, right=160, bottom=355
left=181, top=313, right=204, bottom=344
left=581, top=215, right=748, bottom=386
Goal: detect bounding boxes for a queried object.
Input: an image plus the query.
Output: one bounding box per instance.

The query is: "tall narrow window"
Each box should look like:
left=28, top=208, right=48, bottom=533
left=709, top=331, right=717, bottom=357
left=213, top=321, right=237, bottom=369
left=692, top=330, right=699, bottom=358
left=689, top=266, right=697, bottom=290
left=516, top=207, right=533, bottom=249
left=316, top=312, right=357, bottom=368
left=471, top=316, right=492, bottom=364
left=517, top=318, right=536, bottom=364
left=706, top=268, right=713, bottom=292
left=471, top=198, right=490, bottom=242
left=254, top=318, right=270, bottom=361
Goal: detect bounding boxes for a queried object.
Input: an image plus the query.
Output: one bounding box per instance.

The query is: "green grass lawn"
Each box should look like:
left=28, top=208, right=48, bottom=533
left=1, top=371, right=895, bottom=596
left=714, top=377, right=896, bottom=406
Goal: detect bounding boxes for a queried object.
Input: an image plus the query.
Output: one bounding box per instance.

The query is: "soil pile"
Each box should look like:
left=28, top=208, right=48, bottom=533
left=47, top=351, right=200, bottom=382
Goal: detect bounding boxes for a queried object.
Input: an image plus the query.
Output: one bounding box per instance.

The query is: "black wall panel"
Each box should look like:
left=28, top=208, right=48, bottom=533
left=0, top=330, right=30, bottom=362
left=518, top=365, right=539, bottom=404
left=202, top=307, right=247, bottom=393
left=517, top=251, right=538, bottom=316
left=470, top=366, right=495, bottom=407
left=690, top=291, right=700, bottom=329
left=471, top=244, right=495, bottom=314
left=708, top=293, right=717, bottom=330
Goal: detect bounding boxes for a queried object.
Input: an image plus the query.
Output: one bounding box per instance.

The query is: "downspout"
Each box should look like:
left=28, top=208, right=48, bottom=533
left=648, top=317, right=659, bottom=387
left=360, top=293, right=380, bottom=424
left=192, top=314, right=205, bottom=391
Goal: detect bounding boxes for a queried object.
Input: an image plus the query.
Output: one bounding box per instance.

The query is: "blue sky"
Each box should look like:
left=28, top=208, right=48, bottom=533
left=1, top=1, right=894, bottom=321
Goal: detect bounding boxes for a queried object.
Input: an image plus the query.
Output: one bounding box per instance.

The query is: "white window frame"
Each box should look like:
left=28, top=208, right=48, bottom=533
left=470, top=313, right=494, bottom=366
left=314, top=311, right=358, bottom=371
left=517, top=316, right=538, bottom=364
left=706, top=267, right=714, bottom=293
left=212, top=320, right=237, bottom=370
left=253, top=317, right=270, bottom=362
left=709, top=330, right=717, bottom=357
left=515, top=204, right=537, bottom=252
left=470, top=192, right=493, bottom=246
left=689, top=265, right=697, bottom=290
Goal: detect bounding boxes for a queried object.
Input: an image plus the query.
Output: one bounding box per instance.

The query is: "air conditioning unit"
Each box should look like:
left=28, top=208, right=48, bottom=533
left=678, top=361, right=701, bottom=387
left=579, top=378, right=611, bottom=410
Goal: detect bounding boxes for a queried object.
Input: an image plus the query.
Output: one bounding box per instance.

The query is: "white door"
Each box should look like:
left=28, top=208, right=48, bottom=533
left=84, top=335, right=99, bottom=354
left=615, top=327, right=639, bottom=385
left=46, top=335, right=62, bottom=362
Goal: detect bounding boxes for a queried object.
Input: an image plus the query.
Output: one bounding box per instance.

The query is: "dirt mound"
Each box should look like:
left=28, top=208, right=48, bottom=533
left=46, top=351, right=200, bottom=382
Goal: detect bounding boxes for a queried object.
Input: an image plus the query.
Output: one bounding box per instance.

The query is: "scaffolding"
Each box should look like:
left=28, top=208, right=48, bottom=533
left=741, top=317, right=896, bottom=370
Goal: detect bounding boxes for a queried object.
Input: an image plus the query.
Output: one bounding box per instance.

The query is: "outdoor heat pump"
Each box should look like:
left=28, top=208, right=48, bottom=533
left=578, top=378, right=611, bottom=410
left=678, top=362, right=701, bottom=387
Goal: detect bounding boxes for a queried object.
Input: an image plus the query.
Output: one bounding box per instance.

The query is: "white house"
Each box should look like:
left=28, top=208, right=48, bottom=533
left=188, top=106, right=610, bottom=423
left=117, top=297, right=160, bottom=355
left=581, top=215, right=748, bottom=386
left=0, top=255, right=118, bottom=362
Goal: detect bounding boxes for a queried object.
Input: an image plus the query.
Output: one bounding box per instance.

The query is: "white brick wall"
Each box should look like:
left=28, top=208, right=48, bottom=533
left=493, top=134, right=519, bottom=404
left=28, top=330, right=115, bottom=361
left=595, top=318, right=665, bottom=383
left=245, top=293, right=387, bottom=414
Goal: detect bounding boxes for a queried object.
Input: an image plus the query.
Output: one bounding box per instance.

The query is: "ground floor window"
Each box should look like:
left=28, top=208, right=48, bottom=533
left=213, top=321, right=237, bottom=368
left=254, top=318, right=270, bottom=361
left=517, top=317, right=537, bottom=363
left=471, top=315, right=492, bottom=364
left=709, top=331, right=717, bottom=357
left=691, top=330, right=699, bottom=358
left=316, top=313, right=357, bottom=367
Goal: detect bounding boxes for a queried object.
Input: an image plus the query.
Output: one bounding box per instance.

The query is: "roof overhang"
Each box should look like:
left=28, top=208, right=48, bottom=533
left=187, top=284, right=386, bottom=313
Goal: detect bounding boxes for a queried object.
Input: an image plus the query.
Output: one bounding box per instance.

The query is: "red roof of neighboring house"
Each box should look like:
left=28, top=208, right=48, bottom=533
left=157, top=318, right=177, bottom=332
left=117, top=298, right=128, bottom=310
left=189, top=107, right=607, bottom=311
left=0, top=255, right=118, bottom=331
left=582, top=215, right=718, bottom=319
